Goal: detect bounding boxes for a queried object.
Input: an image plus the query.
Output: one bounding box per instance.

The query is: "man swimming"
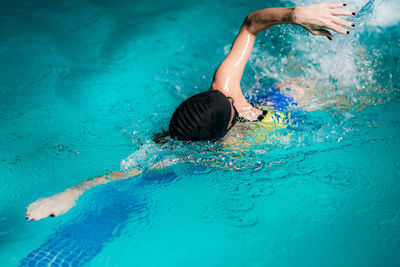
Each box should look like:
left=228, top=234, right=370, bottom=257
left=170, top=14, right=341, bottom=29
left=26, top=3, right=356, bottom=220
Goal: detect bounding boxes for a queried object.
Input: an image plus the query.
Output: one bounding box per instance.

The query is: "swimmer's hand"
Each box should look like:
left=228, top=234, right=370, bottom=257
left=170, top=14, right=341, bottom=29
left=293, top=3, right=355, bottom=40
left=25, top=188, right=83, bottom=221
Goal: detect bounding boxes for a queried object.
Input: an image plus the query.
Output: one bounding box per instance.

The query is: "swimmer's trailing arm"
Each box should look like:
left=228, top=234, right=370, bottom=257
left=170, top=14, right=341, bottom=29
left=25, top=169, right=142, bottom=221
left=211, top=3, right=355, bottom=119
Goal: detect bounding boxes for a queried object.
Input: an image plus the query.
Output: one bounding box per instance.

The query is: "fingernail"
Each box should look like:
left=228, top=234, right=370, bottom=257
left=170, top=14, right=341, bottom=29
left=346, top=31, right=349, bottom=34
left=343, top=3, right=347, bottom=6
left=352, top=12, right=356, bottom=16
left=351, top=23, right=355, bottom=27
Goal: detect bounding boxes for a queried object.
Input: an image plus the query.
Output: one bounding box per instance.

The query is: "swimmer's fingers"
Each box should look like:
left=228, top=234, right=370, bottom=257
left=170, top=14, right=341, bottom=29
left=325, top=3, right=347, bottom=9
left=311, top=29, right=333, bottom=40
left=330, top=9, right=356, bottom=17
left=324, top=22, right=349, bottom=35
left=332, top=17, right=354, bottom=28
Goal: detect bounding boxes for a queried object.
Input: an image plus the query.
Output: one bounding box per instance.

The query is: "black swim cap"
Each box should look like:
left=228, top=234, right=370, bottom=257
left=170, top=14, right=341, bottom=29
left=169, top=90, right=232, bottom=141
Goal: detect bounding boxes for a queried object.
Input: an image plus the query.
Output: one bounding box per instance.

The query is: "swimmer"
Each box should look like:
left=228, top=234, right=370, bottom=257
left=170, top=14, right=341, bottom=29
left=26, top=3, right=356, bottom=220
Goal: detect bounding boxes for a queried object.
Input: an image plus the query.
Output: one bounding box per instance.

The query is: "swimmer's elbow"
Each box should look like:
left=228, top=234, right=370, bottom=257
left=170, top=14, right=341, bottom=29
left=243, top=14, right=257, bottom=35
left=244, top=12, right=268, bottom=36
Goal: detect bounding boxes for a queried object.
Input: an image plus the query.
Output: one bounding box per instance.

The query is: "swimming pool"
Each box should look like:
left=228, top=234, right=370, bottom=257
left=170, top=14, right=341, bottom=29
left=1, top=0, right=399, bottom=266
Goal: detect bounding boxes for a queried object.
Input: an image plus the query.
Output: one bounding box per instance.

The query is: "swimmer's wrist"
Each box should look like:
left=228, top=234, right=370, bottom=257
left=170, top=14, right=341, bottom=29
left=285, top=7, right=296, bottom=25
left=69, top=184, right=88, bottom=192
left=292, top=6, right=306, bottom=26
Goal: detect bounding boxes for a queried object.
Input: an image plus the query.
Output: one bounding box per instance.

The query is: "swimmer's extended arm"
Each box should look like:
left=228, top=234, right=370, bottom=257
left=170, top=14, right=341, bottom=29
left=211, top=3, right=355, bottom=119
left=25, top=169, right=142, bottom=221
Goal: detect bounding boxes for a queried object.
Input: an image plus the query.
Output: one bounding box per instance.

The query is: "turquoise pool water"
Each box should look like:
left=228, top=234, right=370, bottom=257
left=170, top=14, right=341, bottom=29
left=1, top=0, right=399, bottom=266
